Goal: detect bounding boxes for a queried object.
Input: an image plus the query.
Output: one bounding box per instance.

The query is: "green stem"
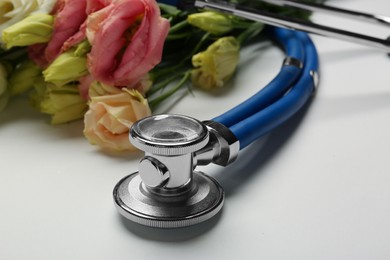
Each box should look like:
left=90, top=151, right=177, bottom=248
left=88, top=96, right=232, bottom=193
left=190, top=32, right=211, bottom=57
left=237, top=22, right=264, bottom=45
left=148, top=73, right=183, bottom=96
left=151, top=32, right=210, bottom=82
left=152, top=63, right=184, bottom=80
left=166, top=32, right=192, bottom=40
left=149, top=71, right=191, bottom=110
left=169, top=20, right=189, bottom=34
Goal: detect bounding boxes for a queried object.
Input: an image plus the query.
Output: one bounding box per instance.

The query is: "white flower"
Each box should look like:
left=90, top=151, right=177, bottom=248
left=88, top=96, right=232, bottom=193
left=0, top=0, right=56, bottom=41
left=84, top=89, right=152, bottom=151
left=35, top=0, right=57, bottom=14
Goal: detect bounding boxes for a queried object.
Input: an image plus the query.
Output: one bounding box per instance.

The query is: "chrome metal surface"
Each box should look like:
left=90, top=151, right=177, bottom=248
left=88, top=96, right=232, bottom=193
left=283, top=56, right=303, bottom=69
left=113, top=171, right=225, bottom=228
left=310, top=70, right=320, bottom=90
left=139, top=156, right=170, bottom=188
left=144, top=153, right=194, bottom=188
left=261, top=0, right=390, bottom=26
left=130, top=114, right=210, bottom=189
left=115, top=114, right=242, bottom=227
left=130, top=114, right=209, bottom=156
left=195, top=0, right=390, bottom=52
left=130, top=115, right=240, bottom=189
left=195, top=120, right=240, bottom=166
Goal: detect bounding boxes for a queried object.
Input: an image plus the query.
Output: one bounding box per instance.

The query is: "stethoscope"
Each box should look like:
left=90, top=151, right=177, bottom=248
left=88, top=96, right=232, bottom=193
left=113, top=0, right=390, bottom=228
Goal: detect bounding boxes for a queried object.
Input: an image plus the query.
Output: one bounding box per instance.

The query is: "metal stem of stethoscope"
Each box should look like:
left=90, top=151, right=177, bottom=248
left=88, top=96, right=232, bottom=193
left=195, top=0, right=390, bottom=52
left=262, top=0, right=390, bottom=26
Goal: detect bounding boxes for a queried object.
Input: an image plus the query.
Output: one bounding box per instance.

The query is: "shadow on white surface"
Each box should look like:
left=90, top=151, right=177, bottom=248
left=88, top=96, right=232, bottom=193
left=117, top=211, right=223, bottom=242
left=91, top=147, right=144, bottom=162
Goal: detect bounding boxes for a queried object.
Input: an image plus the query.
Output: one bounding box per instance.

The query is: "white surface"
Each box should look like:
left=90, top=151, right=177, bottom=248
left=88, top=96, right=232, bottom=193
left=1, top=1, right=390, bottom=259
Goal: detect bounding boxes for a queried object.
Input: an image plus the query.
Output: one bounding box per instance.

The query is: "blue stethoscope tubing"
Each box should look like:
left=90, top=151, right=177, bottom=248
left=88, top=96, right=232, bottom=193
left=213, top=27, right=319, bottom=149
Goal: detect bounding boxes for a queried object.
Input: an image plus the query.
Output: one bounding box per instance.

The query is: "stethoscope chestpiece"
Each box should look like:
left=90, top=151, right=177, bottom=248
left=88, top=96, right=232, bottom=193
left=113, top=114, right=227, bottom=228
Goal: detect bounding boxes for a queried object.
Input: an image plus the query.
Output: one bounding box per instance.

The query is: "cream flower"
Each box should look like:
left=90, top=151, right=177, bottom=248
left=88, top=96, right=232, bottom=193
left=84, top=89, right=151, bottom=151
left=0, top=0, right=56, bottom=41
left=191, top=36, right=240, bottom=90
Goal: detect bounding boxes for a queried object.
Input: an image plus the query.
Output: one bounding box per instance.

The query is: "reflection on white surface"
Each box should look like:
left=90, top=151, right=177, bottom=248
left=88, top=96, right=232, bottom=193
left=1, top=1, right=390, bottom=259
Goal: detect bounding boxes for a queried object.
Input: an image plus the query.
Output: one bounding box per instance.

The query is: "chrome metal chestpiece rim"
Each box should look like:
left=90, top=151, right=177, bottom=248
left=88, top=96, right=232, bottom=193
left=113, top=171, right=225, bottom=228
left=130, top=114, right=209, bottom=156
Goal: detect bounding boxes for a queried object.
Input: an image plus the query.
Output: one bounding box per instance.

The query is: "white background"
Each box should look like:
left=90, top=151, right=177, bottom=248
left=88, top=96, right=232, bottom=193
left=1, top=0, right=390, bottom=259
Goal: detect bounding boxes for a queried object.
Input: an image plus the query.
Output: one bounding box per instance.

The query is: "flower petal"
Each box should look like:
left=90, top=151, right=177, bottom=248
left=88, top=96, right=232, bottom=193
left=87, top=0, right=169, bottom=86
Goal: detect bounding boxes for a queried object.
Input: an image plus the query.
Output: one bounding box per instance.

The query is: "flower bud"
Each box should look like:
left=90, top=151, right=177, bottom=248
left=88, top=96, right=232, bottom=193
left=43, top=47, right=88, bottom=87
left=8, top=60, right=42, bottom=96
left=2, top=13, right=54, bottom=49
left=30, top=79, right=87, bottom=124
left=191, top=36, right=240, bottom=90
left=188, top=11, right=233, bottom=35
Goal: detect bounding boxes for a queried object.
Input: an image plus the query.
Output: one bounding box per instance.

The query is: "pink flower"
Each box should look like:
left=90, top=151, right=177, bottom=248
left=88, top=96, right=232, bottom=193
left=86, top=0, right=112, bottom=13
left=29, top=0, right=89, bottom=67
left=86, top=0, right=170, bottom=87
left=83, top=88, right=151, bottom=151
left=62, top=0, right=113, bottom=52
left=46, top=0, right=88, bottom=61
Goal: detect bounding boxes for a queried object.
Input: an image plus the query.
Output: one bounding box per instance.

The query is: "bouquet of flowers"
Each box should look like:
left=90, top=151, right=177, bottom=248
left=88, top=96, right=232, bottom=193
left=0, top=0, right=324, bottom=152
